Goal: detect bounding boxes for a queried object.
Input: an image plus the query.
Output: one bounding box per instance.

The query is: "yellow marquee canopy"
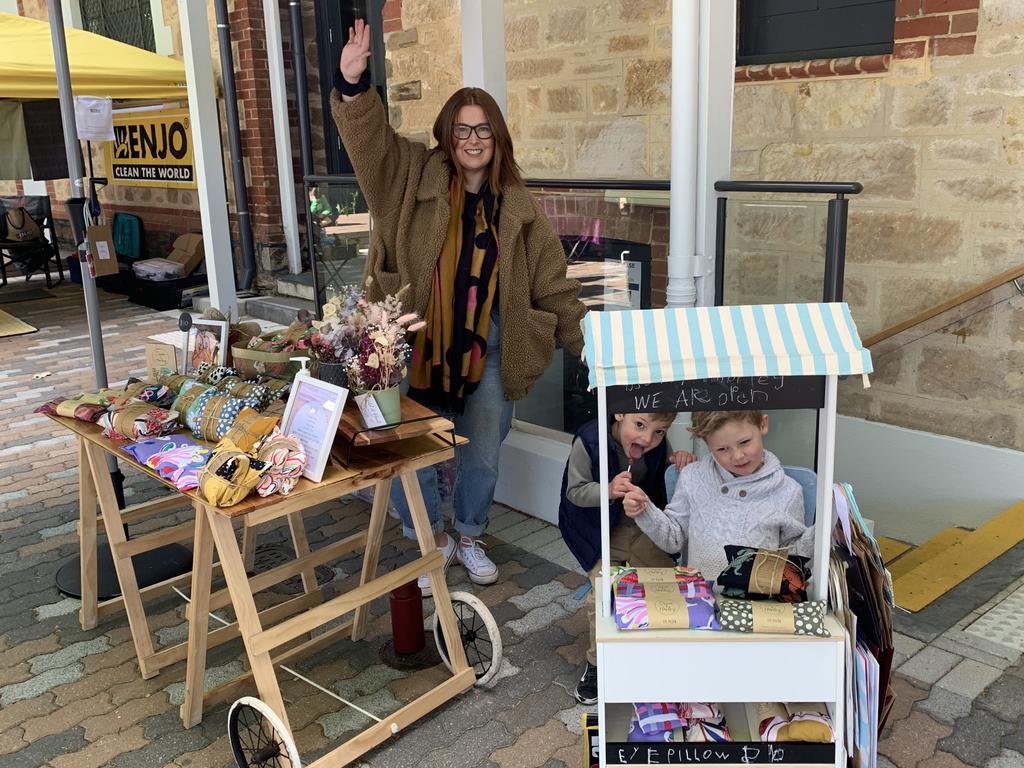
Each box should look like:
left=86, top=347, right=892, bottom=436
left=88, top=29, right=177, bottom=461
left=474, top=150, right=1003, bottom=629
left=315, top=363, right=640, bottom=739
left=0, top=12, right=187, bottom=100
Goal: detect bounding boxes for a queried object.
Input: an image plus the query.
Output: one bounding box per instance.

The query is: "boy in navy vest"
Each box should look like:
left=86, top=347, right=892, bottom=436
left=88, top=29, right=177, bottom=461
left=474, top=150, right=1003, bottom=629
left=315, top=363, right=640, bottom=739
left=558, top=412, right=695, bottom=705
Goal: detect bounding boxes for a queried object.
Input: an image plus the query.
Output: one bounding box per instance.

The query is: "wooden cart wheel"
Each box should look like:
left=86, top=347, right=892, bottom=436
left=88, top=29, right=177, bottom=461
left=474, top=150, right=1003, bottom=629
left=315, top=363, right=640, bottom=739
left=228, top=696, right=302, bottom=768
left=433, top=590, right=503, bottom=686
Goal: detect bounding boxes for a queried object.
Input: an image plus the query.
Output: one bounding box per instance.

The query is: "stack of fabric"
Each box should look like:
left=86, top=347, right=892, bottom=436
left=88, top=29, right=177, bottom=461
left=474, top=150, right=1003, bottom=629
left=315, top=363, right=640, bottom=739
left=611, top=566, right=720, bottom=631
left=626, top=702, right=731, bottom=743
left=755, top=702, right=834, bottom=743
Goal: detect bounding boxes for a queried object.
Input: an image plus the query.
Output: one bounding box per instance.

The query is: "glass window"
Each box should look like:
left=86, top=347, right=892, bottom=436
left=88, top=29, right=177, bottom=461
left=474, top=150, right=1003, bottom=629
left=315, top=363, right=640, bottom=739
left=515, top=186, right=669, bottom=436
left=80, top=0, right=156, bottom=52
left=738, top=0, right=894, bottom=65
left=307, top=180, right=370, bottom=301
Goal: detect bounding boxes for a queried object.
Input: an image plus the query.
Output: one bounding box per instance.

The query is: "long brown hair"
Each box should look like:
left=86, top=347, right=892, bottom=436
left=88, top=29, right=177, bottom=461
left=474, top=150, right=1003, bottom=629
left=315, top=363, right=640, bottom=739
left=432, top=87, right=524, bottom=191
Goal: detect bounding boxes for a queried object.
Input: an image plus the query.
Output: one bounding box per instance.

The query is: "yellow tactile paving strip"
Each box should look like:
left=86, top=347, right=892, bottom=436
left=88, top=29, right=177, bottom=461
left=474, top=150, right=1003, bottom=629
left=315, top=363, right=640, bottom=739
left=888, top=528, right=969, bottom=580
left=894, top=501, right=1024, bottom=612
left=877, top=536, right=912, bottom=564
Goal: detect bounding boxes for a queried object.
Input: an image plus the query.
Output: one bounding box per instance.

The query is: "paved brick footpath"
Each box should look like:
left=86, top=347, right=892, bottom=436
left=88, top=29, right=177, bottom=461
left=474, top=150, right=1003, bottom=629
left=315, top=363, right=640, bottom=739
left=1, top=282, right=1022, bottom=767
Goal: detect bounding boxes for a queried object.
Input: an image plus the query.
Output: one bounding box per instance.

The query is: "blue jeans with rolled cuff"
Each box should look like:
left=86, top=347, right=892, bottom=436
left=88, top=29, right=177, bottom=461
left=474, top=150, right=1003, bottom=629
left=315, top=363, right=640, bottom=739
left=390, top=315, right=514, bottom=540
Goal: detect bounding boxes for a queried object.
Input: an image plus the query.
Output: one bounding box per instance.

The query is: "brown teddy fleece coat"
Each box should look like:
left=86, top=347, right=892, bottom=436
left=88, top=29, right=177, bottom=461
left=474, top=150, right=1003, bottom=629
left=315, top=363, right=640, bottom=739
left=330, top=89, right=585, bottom=402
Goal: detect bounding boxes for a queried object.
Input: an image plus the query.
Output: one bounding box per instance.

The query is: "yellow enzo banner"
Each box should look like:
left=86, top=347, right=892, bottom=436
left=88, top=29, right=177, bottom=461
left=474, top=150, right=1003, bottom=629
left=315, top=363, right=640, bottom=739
left=104, top=108, right=197, bottom=189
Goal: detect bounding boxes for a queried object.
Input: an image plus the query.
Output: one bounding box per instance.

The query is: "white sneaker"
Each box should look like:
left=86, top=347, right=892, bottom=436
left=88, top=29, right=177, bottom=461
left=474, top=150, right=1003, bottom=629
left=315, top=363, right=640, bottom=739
left=418, top=533, right=456, bottom=597
left=457, top=536, right=498, bottom=585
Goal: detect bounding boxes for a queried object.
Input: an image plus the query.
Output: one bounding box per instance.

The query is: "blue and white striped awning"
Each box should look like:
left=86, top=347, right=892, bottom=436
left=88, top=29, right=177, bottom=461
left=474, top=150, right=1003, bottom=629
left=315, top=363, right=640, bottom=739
left=582, top=303, right=873, bottom=389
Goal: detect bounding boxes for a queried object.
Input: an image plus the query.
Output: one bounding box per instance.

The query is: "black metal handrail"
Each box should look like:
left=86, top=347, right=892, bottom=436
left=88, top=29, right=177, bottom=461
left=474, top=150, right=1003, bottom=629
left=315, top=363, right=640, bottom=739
left=306, top=174, right=670, bottom=190
left=713, top=179, right=862, bottom=305
left=714, top=180, right=862, bottom=196
left=526, top=178, right=669, bottom=191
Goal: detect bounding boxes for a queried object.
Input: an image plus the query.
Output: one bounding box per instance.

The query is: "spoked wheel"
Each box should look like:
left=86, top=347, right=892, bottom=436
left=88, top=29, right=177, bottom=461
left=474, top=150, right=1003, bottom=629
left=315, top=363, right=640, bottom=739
left=228, top=696, right=302, bottom=768
left=433, top=590, right=503, bottom=687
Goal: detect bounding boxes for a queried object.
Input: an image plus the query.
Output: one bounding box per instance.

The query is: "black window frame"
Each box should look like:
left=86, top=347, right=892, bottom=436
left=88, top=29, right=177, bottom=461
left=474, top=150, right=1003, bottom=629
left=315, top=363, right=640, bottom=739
left=314, top=0, right=388, bottom=176
left=737, top=0, right=895, bottom=66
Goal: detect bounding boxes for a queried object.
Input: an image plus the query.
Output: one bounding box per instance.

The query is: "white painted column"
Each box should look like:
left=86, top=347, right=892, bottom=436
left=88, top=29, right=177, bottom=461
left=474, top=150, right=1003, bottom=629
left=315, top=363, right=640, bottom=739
left=178, top=0, right=238, bottom=320
left=666, top=0, right=700, bottom=308
left=460, top=0, right=507, bottom=113
left=263, top=0, right=302, bottom=273
left=695, top=0, right=736, bottom=307
left=667, top=0, right=735, bottom=309
left=60, top=0, right=82, bottom=27
left=149, top=0, right=175, bottom=55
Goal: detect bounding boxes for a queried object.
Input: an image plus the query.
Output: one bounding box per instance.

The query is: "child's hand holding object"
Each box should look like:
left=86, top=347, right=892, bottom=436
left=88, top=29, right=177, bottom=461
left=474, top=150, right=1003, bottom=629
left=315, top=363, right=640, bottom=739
left=622, top=486, right=649, bottom=518
left=609, top=470, right=635, bottom=500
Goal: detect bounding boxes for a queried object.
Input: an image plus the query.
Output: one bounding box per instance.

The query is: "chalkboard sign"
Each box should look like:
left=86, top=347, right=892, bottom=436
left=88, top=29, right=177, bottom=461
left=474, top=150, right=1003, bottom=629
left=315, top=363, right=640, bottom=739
left=606, top=376, right=825, bottom=414
left=607, top=741, right=835, bottom=765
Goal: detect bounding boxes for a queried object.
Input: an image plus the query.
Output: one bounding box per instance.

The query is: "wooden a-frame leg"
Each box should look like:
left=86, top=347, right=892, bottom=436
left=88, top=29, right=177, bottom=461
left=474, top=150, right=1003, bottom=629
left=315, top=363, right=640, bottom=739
left=84, top=442, right=158, bottom=678
left=78, top=438, right=99, bottom=630
left=180, top=501, right=214, bottom=728
left=351, top=477, right=392, bottom=641
left=286, top=511, right=317, bottom=597
left=400, top=472, right=469, bottom=673
left=206, top=507, right=293, bottom=738
left=241, top=524, right=258, bottom=574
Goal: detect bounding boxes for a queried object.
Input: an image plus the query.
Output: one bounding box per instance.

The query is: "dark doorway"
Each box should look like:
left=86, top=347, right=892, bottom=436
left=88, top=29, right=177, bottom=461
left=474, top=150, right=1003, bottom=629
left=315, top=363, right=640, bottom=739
left=314, top=0, right=389, bottom=174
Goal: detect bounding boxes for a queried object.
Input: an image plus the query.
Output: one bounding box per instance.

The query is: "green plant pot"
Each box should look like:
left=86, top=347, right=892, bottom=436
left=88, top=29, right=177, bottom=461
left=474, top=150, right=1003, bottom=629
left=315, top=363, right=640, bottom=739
left=369, top=386, right=402, bottom=426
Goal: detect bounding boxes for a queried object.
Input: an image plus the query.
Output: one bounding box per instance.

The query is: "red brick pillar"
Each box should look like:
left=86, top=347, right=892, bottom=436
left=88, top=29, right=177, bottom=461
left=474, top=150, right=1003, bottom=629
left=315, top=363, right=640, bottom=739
left=230, top=0, right=290, bottom=288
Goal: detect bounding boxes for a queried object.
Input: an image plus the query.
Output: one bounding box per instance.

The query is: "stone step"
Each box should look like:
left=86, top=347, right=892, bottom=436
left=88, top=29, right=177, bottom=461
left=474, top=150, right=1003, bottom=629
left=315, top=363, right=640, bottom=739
left=192, top=294, right=250, bottom=316
left=276, top=272, right=316, bottom=302
left=244, top=295, right=315, bottom=326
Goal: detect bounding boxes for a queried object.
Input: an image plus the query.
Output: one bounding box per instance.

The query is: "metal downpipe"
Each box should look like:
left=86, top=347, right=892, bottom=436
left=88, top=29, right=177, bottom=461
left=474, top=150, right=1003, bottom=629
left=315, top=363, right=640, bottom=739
left=214, top=0, right=256, bottom=291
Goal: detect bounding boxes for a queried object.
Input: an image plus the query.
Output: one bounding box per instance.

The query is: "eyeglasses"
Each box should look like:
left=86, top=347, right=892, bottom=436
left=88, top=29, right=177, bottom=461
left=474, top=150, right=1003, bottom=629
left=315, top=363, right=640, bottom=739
left=453, top=123, right=493, bottom=140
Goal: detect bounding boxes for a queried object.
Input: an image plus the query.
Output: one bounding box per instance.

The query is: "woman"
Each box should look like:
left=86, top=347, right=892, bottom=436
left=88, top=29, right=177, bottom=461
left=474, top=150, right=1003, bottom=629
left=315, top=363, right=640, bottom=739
left=333, top=20, right=585, bottom=591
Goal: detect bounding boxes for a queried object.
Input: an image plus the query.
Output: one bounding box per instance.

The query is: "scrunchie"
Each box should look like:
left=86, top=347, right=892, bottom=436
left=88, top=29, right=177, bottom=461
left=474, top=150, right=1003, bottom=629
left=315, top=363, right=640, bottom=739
left=254, top=428, right=306, bottom=497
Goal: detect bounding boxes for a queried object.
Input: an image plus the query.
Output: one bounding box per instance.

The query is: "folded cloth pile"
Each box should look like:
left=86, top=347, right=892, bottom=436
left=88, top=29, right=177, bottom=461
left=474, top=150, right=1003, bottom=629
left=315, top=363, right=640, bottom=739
left=35, top=393, right=114, bottom=422
left=218, top=407, right=280, bottom=453
left=198, top=440, right=266, bottom=507
left=35, top=384, right=143, bottom=422
left=628, top=702, right=686, bottom=743
left=123, top=435, right=213, bottom=491
left=172, top=380, right=213, bottom=416
left=193, top=363, right=240, bottom=384
left=717, top=597, right=830, bottom=637
left=717, top=545, right=810, bottom=603
left=99, top=402, right=179, bottom=441
left=189, top=391, right=257, bottom=442
left=626, top=703, right=731, bottom=743
left=756, top=702, right=834, bottom=742
left=158, top=373, right=194, bottom=394
left=124, top=381, right=176, bottom=409
left=216, top=376, right=273, bottom=411
left=611, top=566, right=720, bottom=631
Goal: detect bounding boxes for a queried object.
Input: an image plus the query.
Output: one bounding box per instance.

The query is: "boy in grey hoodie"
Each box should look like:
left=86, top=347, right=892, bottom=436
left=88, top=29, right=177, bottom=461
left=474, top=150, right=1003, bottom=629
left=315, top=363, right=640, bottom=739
left=622, top=410, right=813, bottom=582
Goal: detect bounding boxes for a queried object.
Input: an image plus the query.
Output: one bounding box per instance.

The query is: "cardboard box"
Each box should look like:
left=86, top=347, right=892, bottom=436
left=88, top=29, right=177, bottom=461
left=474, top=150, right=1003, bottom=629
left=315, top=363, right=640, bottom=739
left=86, top=224, right=119, bottom=277
left=167, top=233, right=204, bottom=276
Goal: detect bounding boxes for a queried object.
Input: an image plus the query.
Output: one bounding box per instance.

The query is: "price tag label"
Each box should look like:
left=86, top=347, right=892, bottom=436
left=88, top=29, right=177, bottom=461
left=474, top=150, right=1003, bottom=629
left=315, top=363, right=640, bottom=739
left=354, top=393, right=388, bottom=428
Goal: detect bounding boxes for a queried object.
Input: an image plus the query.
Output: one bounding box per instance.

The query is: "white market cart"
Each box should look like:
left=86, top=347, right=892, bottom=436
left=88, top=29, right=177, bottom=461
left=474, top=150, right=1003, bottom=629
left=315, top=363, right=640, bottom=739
left=584, top=302, right=873, bottom=768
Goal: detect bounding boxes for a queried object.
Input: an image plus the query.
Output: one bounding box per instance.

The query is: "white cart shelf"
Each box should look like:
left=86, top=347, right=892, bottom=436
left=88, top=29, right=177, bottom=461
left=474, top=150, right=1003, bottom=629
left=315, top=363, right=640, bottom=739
left=582, top=302, right=873, bottom=768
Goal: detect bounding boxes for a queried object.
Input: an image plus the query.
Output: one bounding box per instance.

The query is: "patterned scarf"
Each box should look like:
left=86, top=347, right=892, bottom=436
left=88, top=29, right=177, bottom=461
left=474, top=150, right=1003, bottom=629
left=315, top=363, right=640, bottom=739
left=409, top=177, right=500, bottom=412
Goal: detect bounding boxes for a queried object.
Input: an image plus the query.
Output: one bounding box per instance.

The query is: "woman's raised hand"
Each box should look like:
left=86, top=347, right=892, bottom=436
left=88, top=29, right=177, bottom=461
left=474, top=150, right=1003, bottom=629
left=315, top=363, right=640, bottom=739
left=339, top=18, right=372, bottom=85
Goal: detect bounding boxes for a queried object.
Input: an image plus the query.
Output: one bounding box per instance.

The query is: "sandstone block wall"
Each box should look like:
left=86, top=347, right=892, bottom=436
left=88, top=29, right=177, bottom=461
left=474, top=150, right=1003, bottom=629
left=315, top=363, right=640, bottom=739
left=384, top=0, right=672, bottom=179
left=730, top=0, right=1024, bottom=450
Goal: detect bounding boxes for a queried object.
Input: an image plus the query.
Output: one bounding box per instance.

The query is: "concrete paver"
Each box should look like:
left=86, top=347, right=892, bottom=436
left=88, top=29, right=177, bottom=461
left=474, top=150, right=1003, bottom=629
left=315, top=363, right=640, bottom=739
left=2, top=282, right=1024, bottom=768
left=900, top=646, right=964, bottom=685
